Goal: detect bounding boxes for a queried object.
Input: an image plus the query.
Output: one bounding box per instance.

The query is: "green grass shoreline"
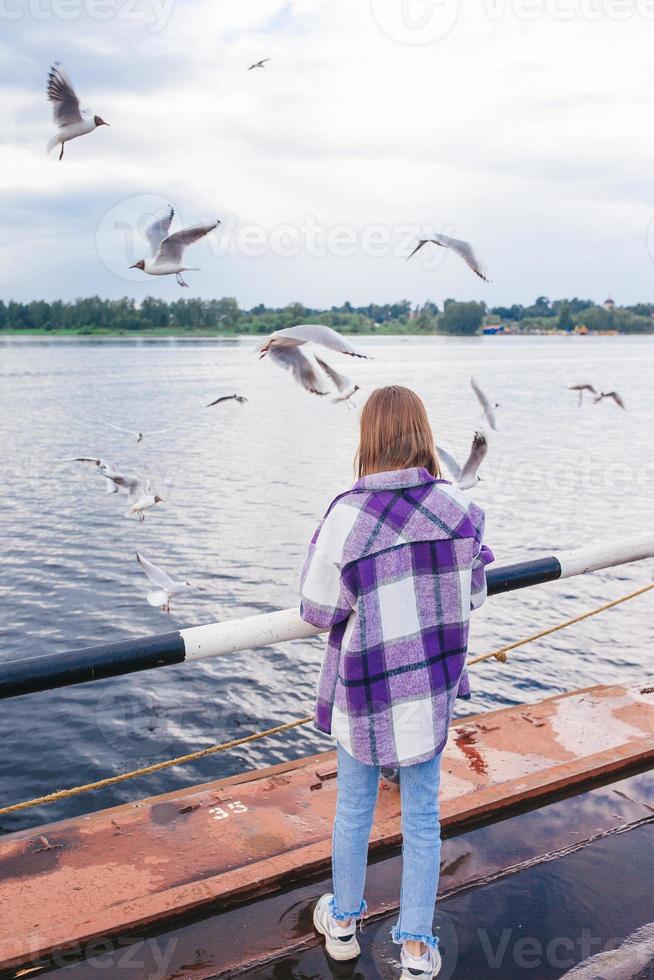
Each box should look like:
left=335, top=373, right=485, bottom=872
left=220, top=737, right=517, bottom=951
left=0, top=327, right=644, bottom=339
left=0, top=326, right=458, bottom=338
left=0, top=328, right=245, bottom=337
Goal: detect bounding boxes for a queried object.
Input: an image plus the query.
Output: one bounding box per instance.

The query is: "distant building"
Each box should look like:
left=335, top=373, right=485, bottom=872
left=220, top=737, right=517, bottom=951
left=603, top=296, right=615, bottom=311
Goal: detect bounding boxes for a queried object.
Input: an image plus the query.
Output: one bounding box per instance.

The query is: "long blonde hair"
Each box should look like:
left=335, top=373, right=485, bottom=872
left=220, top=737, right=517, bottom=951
left=355, top=386, right=441, bottom=479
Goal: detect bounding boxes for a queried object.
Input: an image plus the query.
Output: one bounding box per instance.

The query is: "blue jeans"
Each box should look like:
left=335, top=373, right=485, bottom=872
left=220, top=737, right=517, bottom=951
left=331, top=743, right=442, bottom=949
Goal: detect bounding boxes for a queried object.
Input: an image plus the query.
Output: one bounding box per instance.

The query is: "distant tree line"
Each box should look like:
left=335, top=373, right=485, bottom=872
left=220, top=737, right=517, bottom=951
left=0, top=295, right=652, bottom=335
left=489, top=295, right=654, bottom=333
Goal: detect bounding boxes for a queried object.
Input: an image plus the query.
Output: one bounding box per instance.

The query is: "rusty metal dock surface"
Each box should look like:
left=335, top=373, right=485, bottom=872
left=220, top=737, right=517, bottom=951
left=0, top=683, right=652, bottom=972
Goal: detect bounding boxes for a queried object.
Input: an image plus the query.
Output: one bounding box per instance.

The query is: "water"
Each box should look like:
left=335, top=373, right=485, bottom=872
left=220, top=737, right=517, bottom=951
left=0, top=334, right=652, bottom=833
left=241, top=817, right=654, bottom=980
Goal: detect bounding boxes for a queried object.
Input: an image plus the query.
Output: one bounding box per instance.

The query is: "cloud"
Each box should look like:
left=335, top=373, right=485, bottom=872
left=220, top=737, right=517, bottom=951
left=1, top=0, right=653, bottom=306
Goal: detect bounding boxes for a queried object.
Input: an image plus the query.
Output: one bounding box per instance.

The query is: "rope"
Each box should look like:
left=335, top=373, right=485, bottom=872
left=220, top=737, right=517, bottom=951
left=467, top=581, right=654, bottom=666
left=0, top=716, right=312, bottom=817
left=1, top=581, right=652, bottom=819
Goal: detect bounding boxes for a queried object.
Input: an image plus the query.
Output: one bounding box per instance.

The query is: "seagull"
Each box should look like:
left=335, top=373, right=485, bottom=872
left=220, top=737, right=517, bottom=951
left=129, top=205, right=220, bottom=287
left=248, top=58, right=270, bottom=70
left=100, top=421, right=178, bottom=444
left=315, top=357, right=360, bottom=407
left=568, top=383, right=598, bottom=407
left=136, top=553, right=198, bottom=613
left=108, top=472, right=164, bottom=520
left=407, top=234, right=489, bottom=281
left=470, top=377, right=498, bottom=430
left=77, top=465, right=164, bottom=519
left=59, top=456, right=121, bottom=493
left=61, top=458, right=164, bottom=516
left=259, top=324, right=368, bottom=396
left=46, top=62, right=109, bottom=161
left=206, top=393, right=248, bottom=408
left=437, top=431, right=488, bottom=490
left=594, top=390, right=626, bottom=410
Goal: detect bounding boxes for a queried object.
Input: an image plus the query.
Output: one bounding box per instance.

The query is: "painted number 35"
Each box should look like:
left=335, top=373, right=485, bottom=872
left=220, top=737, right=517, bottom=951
left=208, top=801, right=248, bottom=821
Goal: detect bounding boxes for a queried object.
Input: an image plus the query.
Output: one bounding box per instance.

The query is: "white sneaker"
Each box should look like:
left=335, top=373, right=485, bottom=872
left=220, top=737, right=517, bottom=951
left=400, top=942, right=442, bottom=978
left=313, top=893, right=361, bottom=961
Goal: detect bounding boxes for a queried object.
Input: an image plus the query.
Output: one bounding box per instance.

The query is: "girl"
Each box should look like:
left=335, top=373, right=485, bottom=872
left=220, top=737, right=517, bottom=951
left=300, top=385, right=493, bottom=979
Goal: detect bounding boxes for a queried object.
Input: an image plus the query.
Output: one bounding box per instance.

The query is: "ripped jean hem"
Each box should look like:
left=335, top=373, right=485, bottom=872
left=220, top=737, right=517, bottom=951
left=391, top=926, right=438, bottom=950
left=329, top=897, right=367, bottom=922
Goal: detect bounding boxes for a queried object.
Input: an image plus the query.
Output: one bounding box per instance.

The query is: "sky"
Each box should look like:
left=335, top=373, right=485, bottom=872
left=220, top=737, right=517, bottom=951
left=1, top=0, right=654, bottom=308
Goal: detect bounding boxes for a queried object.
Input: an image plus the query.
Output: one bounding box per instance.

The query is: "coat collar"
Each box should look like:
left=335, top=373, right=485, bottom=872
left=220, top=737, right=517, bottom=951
left=352, top=467, right=440, bottom=492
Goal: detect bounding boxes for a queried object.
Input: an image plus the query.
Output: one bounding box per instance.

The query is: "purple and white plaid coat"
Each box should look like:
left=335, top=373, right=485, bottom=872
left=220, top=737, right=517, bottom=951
left=300, top=467, right=494, bottom=767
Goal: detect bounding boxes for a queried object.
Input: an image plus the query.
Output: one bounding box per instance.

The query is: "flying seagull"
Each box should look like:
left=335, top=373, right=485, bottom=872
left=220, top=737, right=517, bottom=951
left=259, top=324, right=368, bottom=396
left=107, top=472, right=164, bottom=520
left=206, top=393, right=248, bottom=408
left=248, top=58, right=270, bottom=70
left=136, top=553, right=198, bottom=613
left=59, top=456, right=121, bottom=493
left=437, top=431, right=488, bottom=491
left=470, top=376, right=498, bottom=430
left=594, top=390, right=626, bottom=410
left=129, top=204, right=220, bottom=287
left=315, top=356, right=360, bottom=407
left=46, top=62, right=109, bottom=161
left=61, top=458, right=164, bottom=516
left=407, top=234, right=489, bottom=281
left=101, top=421, right=178, bottom=444
left=568, top=383, right=598, bottom=407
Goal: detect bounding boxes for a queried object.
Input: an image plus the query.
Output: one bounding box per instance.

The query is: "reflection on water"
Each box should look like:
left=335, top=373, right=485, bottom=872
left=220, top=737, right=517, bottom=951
left=0, top=335, right=653, bottom=831
left=239, top=788, right=654, bottom=980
